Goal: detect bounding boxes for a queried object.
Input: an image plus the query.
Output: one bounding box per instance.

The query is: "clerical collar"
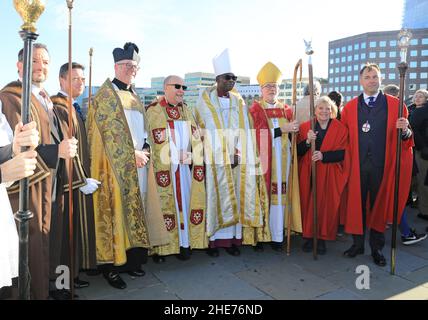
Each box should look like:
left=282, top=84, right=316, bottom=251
left=112, top=78, right=133, bottom=92
left=217, top=91, right=230, bottom=98
left=164, top=97, right=182, bottom=108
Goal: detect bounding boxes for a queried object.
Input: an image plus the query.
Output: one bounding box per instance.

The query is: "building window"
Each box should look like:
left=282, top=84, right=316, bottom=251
left=348, top=45, right=352, bottom=51
left=421, top=84, right=427, bottom=89
left=422, top=50, right=428, bottom=56
left=354, top=65, right=359, bottom=71
left=341, top=86, right=345, bottom=92
left=335, top=48, right=340, bottom=54
left=369, top=52, right=376, bottom=59
left=342, top=46, right=346, bottom=53
left=329, top=68, right=334, bottom=74
left=379, top=52, right=386, bottom=58
left=335, top=67, right=340, bottom=73
left=347, top=66, right=352, bottom=72
left=389, top=62, right=396, bottom=69
left=409, top=73, right=417, bottom=79
left=421, top=61, right=428, bottom=68
left=379, top=62, right=386, bottom=69
left=329, top=78, right=334, bottom=84
left=335, top=77, right=339, bottom=83
left=422, top=38, right=428, bottom=45
left=347, top=86, right=352, bottom=91
left=390, top=40, right=397, bottom=47
left=379, top=41, right=386, bottom=47
left=354, top=75, right=359, bottom=81
left=389, top=73, right=396, bottom=80
left=421, top=73, right=428, bottom=79
left=341, top=57, right=346, bottom=62
left=354, top=43, right=360, bottom=50
left=347, top=76, right=352, bottom=82
left=410, top=61, right=418, bottom=68
left=354, top=54, right=359, bottom=61
left=330, top=49, right=334, bottom=55
left=410, top=39, right=418, bottom=46
left=341, top=66, right=346, bottom=72
left=347, top=55, right=352, bottom=62
left=353, top=85, right=358, bottom=91
left=361, top=42, right=366, bottom=49
left=409, top=84, right=416, bottom=91
left=335, top=58, right=340, bottom=63
left=341, top=76, right=345, bottom=82
left=361, top=53, right=366, bottom=60
left=389, top=51, right=397, bottom=58
left=410, top=50, right=418, bottom=57
left=370, top=41, right=377, bottom=48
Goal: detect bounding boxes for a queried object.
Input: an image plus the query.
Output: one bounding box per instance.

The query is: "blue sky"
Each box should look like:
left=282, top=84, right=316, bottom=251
left=0, top=0, right=403, bottom=92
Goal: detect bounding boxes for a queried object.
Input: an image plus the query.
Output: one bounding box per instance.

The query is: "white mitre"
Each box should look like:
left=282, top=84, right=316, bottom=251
left=213, top=48, right=233, bottom=77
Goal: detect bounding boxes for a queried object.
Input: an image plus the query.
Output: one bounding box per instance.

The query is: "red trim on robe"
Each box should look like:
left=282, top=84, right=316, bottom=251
left=297, top=119, right=349, bottom=240
left=249, top=101, right=292, bottom=203
left=167, top=119, right=183, bottom=229
left=340, top=95, right=413, bottom=235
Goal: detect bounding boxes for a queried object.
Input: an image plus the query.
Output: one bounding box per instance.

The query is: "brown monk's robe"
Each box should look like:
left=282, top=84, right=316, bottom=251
left=51, top=92, right=97, bottom=276
left=0, top=81, right=59, bottom=300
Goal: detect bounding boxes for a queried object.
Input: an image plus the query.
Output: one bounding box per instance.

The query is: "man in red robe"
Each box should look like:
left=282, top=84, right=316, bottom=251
left=340, top=63, right=413, bottom=266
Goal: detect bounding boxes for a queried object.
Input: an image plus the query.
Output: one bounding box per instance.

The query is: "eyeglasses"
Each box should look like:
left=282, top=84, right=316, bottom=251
left=167, top=84, right=188, bottom=91
left=223, top=75, right=238, bottom=81
left=117, top=62, right=140, bottom=71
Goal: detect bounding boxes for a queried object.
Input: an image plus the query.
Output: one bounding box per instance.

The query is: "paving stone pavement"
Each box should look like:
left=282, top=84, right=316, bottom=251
left=76, top=207, right=428, bottom=300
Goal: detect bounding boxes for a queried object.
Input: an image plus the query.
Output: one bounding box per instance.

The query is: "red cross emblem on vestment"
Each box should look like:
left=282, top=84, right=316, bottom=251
left=193, top=166, right=205, bottom=182
left=190, top=209, right=204, bottom=226
left=166, top=106, right=181, bottom=120
left=163, top=214, right=176, bottom=232
left=156, top=171, right=171, bottom=187
left=152, top=128, right=166, bottom=144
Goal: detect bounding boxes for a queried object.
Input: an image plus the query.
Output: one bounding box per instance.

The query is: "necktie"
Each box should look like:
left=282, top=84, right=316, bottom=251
left=73, top=102, right=85, bottom=121
left=368, top=96, right=376, bottom=107
left=39, top=90, right=54, bottom=116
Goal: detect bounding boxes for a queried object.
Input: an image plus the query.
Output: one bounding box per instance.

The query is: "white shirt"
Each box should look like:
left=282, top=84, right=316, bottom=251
left=363, top=91, right=380, bottom=105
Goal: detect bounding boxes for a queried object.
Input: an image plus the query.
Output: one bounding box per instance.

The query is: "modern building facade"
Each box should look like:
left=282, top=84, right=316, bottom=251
left=403, top=0, right=428, bottom=29
left=328, top=28, right=428, bottom=102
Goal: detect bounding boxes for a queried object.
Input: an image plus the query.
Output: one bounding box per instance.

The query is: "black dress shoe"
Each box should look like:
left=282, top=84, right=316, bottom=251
left=253, top=243, right=264, bottom=252
left=343, top=245, right=364, bottom=258
left=152, top=255, right=166, bottom=264
left=127, top=269, right=146, bottom=277
left=225, top=245, right=241, bottom=256
left=206, top=248, right=220, bottom=257
left=317, top=240, right=327, bottom=255
left=176, top=248, right=191, bottom=261
left=270, top=242, right=284, bottom=252
left=372, top=250, right=387, bottom=267
left=302, top=239, right=313, bottom=253
left=103, top=272, right=127, bottom=290
left=74, top=277, right=90, bottom=289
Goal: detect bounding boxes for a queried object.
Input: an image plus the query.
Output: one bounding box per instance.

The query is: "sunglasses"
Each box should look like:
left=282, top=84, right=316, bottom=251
left=168, top=84, right=188, bottom=91
left=223, top=75, right=238, bottom=81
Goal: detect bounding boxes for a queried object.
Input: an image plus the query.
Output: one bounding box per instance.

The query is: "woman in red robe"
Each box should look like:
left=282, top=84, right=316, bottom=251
left=297, top=96, right=349, bottom=254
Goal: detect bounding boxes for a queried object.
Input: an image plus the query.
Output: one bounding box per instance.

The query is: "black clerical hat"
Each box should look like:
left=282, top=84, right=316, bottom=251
left=112, top=42, right=141, bottom=64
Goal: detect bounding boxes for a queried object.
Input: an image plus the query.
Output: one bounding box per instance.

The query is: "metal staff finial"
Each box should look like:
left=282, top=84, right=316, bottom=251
left=13, top=0, right=46, bottom=33
left=13, top=0, right=46, bottom=300
left=304, top=39, right=314, bottom=56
